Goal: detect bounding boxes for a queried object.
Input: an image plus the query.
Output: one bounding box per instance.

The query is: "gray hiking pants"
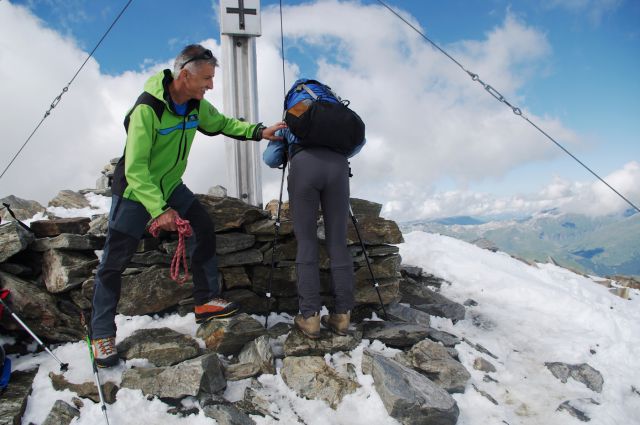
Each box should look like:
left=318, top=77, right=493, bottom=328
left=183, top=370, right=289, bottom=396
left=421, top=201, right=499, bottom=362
left=288, top=147, right=355, bottom=317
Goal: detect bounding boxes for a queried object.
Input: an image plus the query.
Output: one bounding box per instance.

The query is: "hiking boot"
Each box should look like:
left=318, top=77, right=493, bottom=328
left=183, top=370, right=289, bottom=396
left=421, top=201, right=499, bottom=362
left=92, top=337, right=118, bottom=368
left=321, top=312, right=351, bottom=336
left=294, top=313, right=321, bottom=339
left=194, top=298, right=240, bottom=323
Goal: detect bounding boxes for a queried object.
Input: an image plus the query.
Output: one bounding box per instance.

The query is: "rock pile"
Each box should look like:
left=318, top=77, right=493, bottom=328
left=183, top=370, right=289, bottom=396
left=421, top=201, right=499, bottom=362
left=0, top=188, right=608, bottom=424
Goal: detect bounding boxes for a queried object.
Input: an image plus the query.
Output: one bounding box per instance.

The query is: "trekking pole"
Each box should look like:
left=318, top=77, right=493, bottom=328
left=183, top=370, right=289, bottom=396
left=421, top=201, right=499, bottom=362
left=265, top=158, right=288, bottom=329
left=0, top=296, right=69, bottom=372
left=348, top=204, right=389, bottom=320
left=80, top=310, right=110, bottom=425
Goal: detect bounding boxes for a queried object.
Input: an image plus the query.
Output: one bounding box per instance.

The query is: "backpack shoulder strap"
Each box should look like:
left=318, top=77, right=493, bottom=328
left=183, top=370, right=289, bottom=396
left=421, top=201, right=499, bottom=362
left=300, top=83, right=318, bottom=100
left=124, top=92, right=165, bottom=132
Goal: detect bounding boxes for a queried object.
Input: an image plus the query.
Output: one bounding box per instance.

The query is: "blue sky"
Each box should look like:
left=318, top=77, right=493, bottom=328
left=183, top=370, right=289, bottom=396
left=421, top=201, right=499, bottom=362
left=1, top=0, right=639, bottom=220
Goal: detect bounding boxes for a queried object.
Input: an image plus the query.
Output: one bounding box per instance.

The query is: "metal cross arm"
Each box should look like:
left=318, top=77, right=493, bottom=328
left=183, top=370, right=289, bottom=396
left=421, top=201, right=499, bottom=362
left=226, top=0, right=257, bottom=30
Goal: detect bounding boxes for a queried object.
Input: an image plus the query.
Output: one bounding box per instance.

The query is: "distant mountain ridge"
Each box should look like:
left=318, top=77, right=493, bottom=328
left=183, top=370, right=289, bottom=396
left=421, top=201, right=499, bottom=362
left=401, top=210, right=640, bottom=278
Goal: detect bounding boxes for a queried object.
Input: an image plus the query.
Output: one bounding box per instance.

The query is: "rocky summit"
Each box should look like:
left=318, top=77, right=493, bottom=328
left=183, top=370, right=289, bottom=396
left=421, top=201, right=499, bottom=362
left=0, top=188, right=609, bottom=424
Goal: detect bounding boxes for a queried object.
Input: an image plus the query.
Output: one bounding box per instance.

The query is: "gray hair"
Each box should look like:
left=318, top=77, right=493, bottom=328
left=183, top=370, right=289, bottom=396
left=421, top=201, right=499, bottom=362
left=173, top=44, right=218, bottom=76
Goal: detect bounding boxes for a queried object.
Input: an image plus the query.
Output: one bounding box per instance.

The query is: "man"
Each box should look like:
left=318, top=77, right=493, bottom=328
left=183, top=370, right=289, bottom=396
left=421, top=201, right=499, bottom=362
left=91, top=44, right=285, bottom=367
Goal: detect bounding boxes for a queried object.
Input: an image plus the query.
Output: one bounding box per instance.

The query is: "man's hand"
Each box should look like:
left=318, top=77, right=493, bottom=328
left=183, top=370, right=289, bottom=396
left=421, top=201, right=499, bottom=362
left=261, top=121, right=287, bottom=141
left=153, top=208, right=180, bottom=232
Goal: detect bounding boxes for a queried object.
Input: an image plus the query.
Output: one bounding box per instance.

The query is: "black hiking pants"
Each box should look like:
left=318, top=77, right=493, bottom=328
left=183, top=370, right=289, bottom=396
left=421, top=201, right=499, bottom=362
left=91, top=184, right=218, bottom=339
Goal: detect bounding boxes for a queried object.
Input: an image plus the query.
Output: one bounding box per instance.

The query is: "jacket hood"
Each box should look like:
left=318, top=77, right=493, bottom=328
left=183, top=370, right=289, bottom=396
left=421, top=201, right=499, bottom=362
left=144, top=69, right=174, bottom=107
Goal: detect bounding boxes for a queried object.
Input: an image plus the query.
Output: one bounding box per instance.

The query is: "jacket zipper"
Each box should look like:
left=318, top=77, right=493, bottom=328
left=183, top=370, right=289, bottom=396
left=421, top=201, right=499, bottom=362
left=160, top=116, right=187, bottom=197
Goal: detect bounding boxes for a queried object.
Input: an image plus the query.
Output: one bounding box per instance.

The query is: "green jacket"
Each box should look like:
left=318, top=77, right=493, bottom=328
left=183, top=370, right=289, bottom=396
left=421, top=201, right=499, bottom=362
left=111, top=70, right=263, bottom=218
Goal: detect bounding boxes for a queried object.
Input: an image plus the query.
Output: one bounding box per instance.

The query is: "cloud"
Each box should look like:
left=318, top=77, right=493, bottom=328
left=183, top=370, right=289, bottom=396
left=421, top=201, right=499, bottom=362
left=257, top=1, right=580, bottom=212
left=542, top=0, right=623, bottom=25
left=3, top=0, right=628, bottom=222
left=383, top=161, right=640, bottom=221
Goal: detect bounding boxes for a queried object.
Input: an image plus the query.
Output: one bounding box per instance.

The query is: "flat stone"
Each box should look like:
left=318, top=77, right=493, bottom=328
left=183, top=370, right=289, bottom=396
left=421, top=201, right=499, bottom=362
left=0, top=368, right=38, bottom=425
left=217, top=232, right=256, bottom=255
left=48, top=190, right=91, bottom=209
left=545, top=362, right=604, bottom=393
left=0, top=195, right=45, bottom=221
left=41, top=249, right=98, bottom=293
left=281, top=356, right=359, bottom=409
left=386, top=302, right=431, bottom=327
left=396, top=340, right=471, bottom=393
left=0, top=271, right=83, bottom=342
left=251, top=265, right=297, bottom=297
left=41, top=400, right=80, bottom=425
left=49, top=372, right=119, bottom=404
left=117, top=327, right=201, bottom=366
left=203, top=403, right=256, bottom=425
left=30, top=217, right=91, bottom=237
left=196, top=313, right=266, bottom=355
left=196, top=195, right=267, bottom=232
left=0, top=221, right=34, bottom=262
left=218, top=249, right=263, bottom=268
left=244, top=218, right=294, bottom=237
left=350, top=198, right=382, bottom=218
left=364, top=350, right=459, bottom=425
left=362, top=321, right=429, bottom=349
left=30, top=233, right=104, bottom=252
left=220, top=267, right=252, bottom=290
left=120, top=353, right=226, bottom=399
left=284, top=328, right=362, bottom=357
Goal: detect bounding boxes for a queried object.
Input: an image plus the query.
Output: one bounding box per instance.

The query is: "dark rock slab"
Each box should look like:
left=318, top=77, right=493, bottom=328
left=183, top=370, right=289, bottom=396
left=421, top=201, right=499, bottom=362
left=30, top=233, right=105, bottom=252
left=222, top=289, right=274, bottom=315
left=30, top=217, right=91, bottom=237
left=218, top=249, right=263, bottom=268
left=284, top=328, right=362, bottom=357
left=350, top=198, right=382, bottom=218
left=362, top=321, right=429, bottom=349
left=49, top=372, right=118, bottom=404
left=281, top=356, right=359, bottom=409
left=0, top=368, right=38, bottom=425
left=120, top=352, right=226, bottom=399
left=250, top=265, right=297, bottom=297
left=130, top=250, right=172, bottom=265
left=0, top=195, right=45, bottom=221
left=363, top=350, right=459, bottom=425
left=217, top=232, right=256, bottom=255
left=396, top=340, right=471, bottom=393
left=196, top=313, right=266, bottom=355
left=342, top=216, right=403, bottom=245
left=116, top=266, right=193, bottom=316
left=196, top=195, right=267, bottom=232
left=545, top=362, right=604, bottom=393
left=557, top=398, right=600, bottom=422
left=203, top=403, right=256, bottom=425
left=48, top=190, right=91, bottom=209
left=41, top=400, right=80, bottom=425
left=0, top=271, right=83, bottom=342
left=0, top=222, right=34, bottom=263
left=354, top=277, right=400, bottom=305
left=244, top=218, right=294, bottom=238
left=42, top=249, right=98, bottom=293
left=117, top=327, right=201, bottom=366
left=220, top=267, right=252, bottom=290
left=400, top=282, right=465, bottom=323
left=386, top=302, right=431, bottom=327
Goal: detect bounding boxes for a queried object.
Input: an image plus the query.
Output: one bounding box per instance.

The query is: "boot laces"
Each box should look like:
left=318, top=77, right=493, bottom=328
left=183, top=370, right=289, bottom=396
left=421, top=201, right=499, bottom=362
left=95, top=337, right=115, bottom=356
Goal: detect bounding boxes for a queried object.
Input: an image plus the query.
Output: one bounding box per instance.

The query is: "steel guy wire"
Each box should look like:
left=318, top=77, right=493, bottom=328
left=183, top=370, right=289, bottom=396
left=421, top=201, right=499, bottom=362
left=0, top=0, right=135, bottom=183
left=375, top=0, right=639, bottom=213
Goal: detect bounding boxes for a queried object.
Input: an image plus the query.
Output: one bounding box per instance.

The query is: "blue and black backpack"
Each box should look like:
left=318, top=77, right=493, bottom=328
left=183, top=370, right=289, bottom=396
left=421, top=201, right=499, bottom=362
left=283, top=79, right=365, bottom=155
